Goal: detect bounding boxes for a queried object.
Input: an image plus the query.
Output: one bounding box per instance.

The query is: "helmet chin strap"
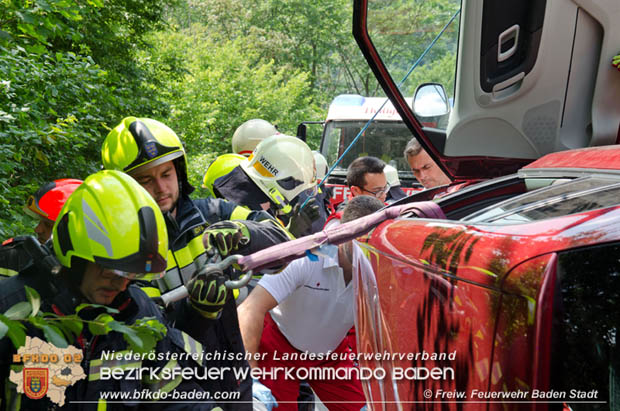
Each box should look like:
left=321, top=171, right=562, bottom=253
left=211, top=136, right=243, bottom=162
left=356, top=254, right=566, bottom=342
left=268, top=187, right=292, bottom=214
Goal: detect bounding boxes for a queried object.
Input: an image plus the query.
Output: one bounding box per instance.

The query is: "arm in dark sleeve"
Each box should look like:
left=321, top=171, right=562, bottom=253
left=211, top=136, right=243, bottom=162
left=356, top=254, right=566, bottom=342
left=201, top=197, right=293, bottom=264
left=168, top=298, right=216, bottom=340
left=236, top=217, right=292, bottom=256
left=214, top=198, right=293, bottom=254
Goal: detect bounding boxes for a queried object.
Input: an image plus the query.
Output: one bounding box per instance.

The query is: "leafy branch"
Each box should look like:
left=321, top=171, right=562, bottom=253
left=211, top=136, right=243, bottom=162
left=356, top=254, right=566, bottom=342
left=0, top=287, right=166, bottom=354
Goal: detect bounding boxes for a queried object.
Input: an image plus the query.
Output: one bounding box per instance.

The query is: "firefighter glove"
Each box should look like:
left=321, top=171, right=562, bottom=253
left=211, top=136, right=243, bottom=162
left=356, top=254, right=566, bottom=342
left=203, top=221, right=250, bottom=258
left=287, top=197, right=321, bottom=238
left=187, top=271, right=228, bottom=319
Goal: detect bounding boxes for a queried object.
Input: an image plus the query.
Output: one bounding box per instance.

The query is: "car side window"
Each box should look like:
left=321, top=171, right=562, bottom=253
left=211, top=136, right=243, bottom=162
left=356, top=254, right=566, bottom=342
left=464, top=177, right=620, bottom=224
left=550, top=242, right=620, bottom=410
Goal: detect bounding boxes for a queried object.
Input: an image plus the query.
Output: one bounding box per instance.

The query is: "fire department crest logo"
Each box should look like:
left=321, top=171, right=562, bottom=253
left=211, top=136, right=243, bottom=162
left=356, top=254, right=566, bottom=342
left=144, top=141, right=158, bottom=158
left=10, top=336, right=86, bottom=406
left=24, top=368, right=48, bottom=400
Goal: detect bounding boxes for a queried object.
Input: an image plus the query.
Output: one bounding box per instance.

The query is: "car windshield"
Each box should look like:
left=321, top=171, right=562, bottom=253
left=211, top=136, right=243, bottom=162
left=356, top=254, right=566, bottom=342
left=323, top=120, right=414, bottom=177
left=365, top=0, right=461, bottom=131
left=463, top=176, right=620, bottom=224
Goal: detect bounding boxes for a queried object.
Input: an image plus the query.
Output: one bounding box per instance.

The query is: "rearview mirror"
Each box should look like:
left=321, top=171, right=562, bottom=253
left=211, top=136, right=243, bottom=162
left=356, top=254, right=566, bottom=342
left=413, top=83, right=450, bottom=118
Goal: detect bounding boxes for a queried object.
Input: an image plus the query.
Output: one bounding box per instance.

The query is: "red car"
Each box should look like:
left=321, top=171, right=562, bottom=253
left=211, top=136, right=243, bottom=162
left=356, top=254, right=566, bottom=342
left=242, top=0, right=620, bottom=409
left=348, top=0, right=620, bottom=409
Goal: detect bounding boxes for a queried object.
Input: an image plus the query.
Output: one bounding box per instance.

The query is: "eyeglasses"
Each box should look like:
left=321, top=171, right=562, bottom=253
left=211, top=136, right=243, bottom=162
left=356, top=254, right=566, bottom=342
left=360, top=183, right=390, bottom=197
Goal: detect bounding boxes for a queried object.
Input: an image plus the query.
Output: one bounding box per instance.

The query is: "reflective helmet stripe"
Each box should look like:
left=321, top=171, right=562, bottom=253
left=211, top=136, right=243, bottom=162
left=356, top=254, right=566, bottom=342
left=141, top=286, right=161, bottom=298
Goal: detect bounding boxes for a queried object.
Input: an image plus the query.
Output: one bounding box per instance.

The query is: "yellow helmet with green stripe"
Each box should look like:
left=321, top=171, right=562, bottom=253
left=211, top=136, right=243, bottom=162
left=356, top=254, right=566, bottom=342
left=101, top=117, right=194, bottom=195
left=52, top=170, right=168, bottom=280
left=202, top=153, right=245, bottom=197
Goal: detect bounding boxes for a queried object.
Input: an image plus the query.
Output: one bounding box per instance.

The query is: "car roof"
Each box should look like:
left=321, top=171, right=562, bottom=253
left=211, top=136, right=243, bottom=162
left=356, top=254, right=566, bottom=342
left=523, top=145, right=620, bottom=171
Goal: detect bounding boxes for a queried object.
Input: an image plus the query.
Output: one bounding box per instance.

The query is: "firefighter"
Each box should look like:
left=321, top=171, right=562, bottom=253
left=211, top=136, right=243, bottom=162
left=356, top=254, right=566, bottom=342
left=212, top=134, right=324, bottom=238
left=325, top=156, right=389, bottom=229
left=202, top=118, right=277, bottom=199
left=0, top=178, right=82, bottom=279
left=202, top=153, right=245, bottom=198
left=0, top=170, right=223, bottom=410
left=312, top=150, right=333, bottom=219
left=232, top=118, right=279, bottom=157
left=101, top=117, right=289, bottom=409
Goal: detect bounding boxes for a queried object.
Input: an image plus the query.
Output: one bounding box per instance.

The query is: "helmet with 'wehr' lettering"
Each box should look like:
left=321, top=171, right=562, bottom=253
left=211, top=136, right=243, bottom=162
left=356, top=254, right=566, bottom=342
left=241, top=135, right=316, bottom=210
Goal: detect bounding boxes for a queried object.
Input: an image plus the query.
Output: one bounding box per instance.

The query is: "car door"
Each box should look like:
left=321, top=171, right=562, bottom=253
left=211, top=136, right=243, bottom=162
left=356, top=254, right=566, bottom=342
left=353, top=0, right=620, bottom=181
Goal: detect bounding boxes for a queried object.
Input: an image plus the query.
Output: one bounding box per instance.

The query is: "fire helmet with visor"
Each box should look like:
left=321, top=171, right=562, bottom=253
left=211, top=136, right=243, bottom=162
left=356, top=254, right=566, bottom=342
left=24, top=178, right=83, bottom=223
left=232, top=119, right=279, bottom=157
left=52, top=170, right=168, bottom=281
left=241, top=135, right=316, bottom=212
left=312, top=151, right=328, bottom=182
left=202, top=153, right=245, bottom=197
left=101, top=117, right=194, bottom=195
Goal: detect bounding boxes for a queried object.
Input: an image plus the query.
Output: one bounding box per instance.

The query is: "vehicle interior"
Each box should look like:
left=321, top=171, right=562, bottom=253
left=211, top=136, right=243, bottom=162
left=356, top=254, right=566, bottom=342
left=355, top=0, right=620, bottom=181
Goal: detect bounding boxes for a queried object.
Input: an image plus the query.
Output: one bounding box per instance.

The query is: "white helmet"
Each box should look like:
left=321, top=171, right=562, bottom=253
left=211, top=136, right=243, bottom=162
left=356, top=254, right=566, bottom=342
left=313, top=151, right=328, bottom=181
left=232, top=119, right=279, bottom=157
left=384, top=164, right=401, bottom=187
left=241, top=135, right=316, bottom=211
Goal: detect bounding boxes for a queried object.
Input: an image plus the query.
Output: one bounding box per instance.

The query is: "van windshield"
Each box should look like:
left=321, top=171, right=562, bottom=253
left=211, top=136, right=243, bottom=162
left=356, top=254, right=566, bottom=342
left=322, top=120, right=414, bottom=179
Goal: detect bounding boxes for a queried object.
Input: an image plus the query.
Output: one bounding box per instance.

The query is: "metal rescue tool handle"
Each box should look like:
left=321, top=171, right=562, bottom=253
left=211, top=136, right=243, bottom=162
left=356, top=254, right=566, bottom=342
left=158, top=254, right=253, bottom=306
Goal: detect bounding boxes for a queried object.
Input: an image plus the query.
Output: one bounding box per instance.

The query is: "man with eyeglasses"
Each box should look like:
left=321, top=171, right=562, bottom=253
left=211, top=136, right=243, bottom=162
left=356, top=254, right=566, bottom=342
left=346, top=156, right=390, bottom=201
left=324, top=156, right=388, bottom=230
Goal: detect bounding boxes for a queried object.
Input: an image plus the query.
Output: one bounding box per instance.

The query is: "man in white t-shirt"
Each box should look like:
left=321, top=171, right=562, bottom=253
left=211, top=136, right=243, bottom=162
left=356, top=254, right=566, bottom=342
left=238, top=196, right=385, bottom=411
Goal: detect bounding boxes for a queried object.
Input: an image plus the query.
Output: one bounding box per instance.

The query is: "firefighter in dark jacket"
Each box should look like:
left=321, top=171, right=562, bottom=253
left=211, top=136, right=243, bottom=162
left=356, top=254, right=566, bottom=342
left=0, top=170, right=223, bottom=410
left=0, top=179, right=82, bottom=279
left=101, top=117, right=289, bottom=409
left=210, top=134, right=325, bottom=238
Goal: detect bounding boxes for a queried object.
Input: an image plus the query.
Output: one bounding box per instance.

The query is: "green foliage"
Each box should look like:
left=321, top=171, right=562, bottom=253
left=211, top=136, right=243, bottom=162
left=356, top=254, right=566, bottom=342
left=0, top=287, right=167, bottom=353
left=143, top=26, right=323, bottom=188
left=0, top=46, right=113, bottom=238
left=0, top=0, right=84, bottom=53
left=172, top=0, right=375, bottom=98
left=0, top=0, right=173, bottom=239
left=0, top=0, right=462, bottom=239
left=367, top=0, right=460, bottom=98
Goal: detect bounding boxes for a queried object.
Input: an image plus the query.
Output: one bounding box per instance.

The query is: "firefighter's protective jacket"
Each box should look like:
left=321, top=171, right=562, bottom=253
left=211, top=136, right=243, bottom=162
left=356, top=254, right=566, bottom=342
left=157, top=194, right=291, bottom=410
left=0, top=276, right=224, bottom=410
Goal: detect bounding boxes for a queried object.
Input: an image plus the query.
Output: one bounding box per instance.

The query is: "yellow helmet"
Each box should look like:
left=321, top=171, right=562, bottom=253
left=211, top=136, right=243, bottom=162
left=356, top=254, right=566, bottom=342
left=241, top=135, right=316, bottom=210
left=202, top=153, right=245, bottom=197
left=101, top=117, right=194, bottom=195
left=52, top=170, right=168, bottom=280
left=232, top=119, right=278, bottom=156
